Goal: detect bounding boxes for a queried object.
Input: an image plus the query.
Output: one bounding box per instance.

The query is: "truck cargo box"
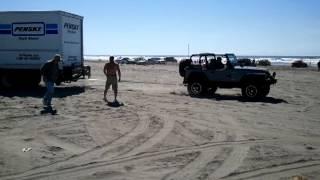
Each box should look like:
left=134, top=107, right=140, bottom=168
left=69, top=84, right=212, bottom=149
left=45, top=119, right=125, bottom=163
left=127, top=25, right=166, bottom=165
left=0, top=11, right=90, bottom=87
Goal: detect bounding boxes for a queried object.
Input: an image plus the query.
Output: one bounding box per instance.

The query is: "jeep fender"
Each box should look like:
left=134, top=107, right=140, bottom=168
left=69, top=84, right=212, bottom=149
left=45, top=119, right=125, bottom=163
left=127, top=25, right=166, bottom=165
left=185, top=72, right=208, bottom=84
left=240, top=74, right=267, bottom=86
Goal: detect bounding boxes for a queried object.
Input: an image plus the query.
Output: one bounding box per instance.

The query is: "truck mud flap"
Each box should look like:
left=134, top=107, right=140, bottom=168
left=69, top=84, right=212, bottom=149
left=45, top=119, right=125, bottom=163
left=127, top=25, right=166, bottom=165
left=59, top=65, right=91, bottom=83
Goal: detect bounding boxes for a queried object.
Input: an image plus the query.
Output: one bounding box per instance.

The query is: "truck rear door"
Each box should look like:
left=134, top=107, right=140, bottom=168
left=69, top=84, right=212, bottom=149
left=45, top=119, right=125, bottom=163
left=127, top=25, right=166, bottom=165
left=61, top=13, right=83, bottom=67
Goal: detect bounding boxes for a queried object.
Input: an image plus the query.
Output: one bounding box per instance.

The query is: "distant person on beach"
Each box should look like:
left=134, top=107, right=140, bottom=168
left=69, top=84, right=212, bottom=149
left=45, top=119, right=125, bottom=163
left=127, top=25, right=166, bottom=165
left=104, top=56, right=121, bottom=102
left=318, top=61, right=320, bottom=71
left=40, top=54, right=61, bottom=106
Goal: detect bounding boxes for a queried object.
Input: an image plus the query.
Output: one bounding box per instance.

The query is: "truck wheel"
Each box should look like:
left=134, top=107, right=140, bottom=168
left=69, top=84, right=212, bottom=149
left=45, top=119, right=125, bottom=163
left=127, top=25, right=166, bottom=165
left=242, top=83, right=260, bottom=99
left=0, top=74, right=14, bottom=88
left=188, top=81, right=207, bottom=97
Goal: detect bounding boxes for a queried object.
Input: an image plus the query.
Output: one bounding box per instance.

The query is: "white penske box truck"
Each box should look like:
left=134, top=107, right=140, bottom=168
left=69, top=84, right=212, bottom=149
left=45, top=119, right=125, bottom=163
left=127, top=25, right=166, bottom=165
left=0, top=11, right=90, bottom=87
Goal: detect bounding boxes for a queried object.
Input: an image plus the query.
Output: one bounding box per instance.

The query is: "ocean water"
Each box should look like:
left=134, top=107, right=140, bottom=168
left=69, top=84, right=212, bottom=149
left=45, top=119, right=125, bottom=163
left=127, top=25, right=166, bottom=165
left=84, top=55, right=320, bottom=67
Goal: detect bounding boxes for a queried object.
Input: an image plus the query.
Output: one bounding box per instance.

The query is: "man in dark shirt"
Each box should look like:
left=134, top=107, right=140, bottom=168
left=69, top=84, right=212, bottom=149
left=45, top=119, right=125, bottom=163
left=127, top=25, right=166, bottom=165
left=40, top=54, right=61, bottom=106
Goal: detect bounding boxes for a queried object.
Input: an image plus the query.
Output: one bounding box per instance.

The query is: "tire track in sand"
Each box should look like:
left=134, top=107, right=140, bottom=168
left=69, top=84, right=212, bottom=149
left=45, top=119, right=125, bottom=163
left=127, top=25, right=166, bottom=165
left=207, top=112, right=250, bottom=179
left=1, top=104, right=174, bottom=180
left=222, top=160, right=320, bottom=180
left=209, top=145, right=250, bottom=179
left=123, top=112, right=175, bottom=157
left=2, top=109, right=150, bottom=179
left=72, top=110, right=152, bottom=163
left=164, top=113, right=247, bottom=180
left=1, top=139, right=275, bottom=180
left=164, top=148, right=223, bottom=180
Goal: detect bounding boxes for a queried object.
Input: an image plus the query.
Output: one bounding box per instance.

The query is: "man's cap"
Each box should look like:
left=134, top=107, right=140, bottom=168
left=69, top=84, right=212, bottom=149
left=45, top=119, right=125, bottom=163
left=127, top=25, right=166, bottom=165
left=54, top=54, right=61, bottom=61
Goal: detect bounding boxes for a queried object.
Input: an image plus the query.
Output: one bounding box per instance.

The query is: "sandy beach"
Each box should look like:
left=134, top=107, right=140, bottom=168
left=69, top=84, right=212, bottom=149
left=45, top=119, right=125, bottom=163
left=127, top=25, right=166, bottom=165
left=0, top=62, right=320, bottom=180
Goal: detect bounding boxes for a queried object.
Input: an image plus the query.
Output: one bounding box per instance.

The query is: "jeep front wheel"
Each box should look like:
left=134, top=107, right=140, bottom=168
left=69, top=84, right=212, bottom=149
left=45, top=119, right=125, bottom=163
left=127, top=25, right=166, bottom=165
left=188, top=81, right=207, bottom=97
left=242, top=84, right=260, bottom=99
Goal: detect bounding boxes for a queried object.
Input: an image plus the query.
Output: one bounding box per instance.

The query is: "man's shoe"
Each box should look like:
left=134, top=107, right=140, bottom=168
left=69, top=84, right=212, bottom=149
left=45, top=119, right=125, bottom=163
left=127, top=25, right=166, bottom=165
left=113, top=100, right=119, bottom=105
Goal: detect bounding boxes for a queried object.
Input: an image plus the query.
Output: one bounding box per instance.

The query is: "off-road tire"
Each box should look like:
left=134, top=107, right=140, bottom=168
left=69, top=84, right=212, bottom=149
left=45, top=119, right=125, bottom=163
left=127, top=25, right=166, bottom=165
left=187, top=80, right=207, bottom=97
left=242, top=83, right=261, bottom=99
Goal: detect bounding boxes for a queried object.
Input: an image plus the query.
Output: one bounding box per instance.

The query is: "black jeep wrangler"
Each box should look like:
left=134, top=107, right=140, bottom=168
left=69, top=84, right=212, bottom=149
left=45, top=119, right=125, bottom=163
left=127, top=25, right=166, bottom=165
left=179, top=53, right=277, bottom=99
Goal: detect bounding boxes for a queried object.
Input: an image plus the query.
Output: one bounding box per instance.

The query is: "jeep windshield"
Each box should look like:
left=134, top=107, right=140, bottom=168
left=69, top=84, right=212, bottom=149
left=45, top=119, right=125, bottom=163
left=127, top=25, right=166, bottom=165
left=226, top=54, right=238, bottom=65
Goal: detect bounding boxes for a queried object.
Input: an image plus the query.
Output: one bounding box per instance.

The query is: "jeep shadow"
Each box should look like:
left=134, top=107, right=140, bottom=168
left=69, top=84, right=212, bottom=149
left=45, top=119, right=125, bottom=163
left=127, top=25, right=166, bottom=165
left=206, top=93, right=287, bottom=104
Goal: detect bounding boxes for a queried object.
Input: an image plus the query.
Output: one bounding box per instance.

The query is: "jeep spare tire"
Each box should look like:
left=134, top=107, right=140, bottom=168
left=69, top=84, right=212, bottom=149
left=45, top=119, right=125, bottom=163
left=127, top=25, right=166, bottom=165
left=179, top=59, right=192, bottom=77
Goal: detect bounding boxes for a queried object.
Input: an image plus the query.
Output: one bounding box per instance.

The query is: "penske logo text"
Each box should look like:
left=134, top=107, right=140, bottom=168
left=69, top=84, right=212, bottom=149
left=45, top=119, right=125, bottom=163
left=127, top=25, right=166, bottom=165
left=12, top=23, right=45, bottom=36
left=14, top=27, right=42, bottom=32
left=64, top=23, right=79, bottom=30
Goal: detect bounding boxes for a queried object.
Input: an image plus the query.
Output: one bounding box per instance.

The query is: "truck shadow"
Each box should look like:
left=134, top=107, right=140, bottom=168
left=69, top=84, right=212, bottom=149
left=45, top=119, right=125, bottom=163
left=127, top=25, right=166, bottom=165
left=206, top=94, right=288, bottom=104
left=0, top=86, right=85, bottom=98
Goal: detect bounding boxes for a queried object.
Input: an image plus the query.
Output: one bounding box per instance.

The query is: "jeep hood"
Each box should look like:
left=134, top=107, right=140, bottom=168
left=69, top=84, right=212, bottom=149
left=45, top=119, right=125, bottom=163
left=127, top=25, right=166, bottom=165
left=234, top=66, right=269, bottom=74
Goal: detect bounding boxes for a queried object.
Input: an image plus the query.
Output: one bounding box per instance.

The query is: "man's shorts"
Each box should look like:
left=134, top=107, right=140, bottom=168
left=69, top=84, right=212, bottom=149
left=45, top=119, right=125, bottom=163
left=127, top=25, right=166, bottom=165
left=105, top=75, right=118, bottom=91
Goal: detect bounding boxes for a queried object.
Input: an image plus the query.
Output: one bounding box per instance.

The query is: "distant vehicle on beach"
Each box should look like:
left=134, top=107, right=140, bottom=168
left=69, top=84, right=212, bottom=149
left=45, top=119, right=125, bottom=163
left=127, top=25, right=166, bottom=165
left=147, top=57, right=159, bottom=64
left=237, top=58, right=256, bottom=67
left=257, top=59, right=272, bottom=66
left=179, top=53, right=277, bottom=99
left=127, top=58, right=137, bottom=64
left=164, top=57, right=177, bottom=63
left=115, top=57, right=122, bottom=64
left=116, top=57, right=130, bottom=64
left=148, top=57, right=166, bottom=64
left=157, top=59, right=166, bottom=64
left=135, top=57, right=147, bottom=65
left=291, top=60, right=308, bottom=68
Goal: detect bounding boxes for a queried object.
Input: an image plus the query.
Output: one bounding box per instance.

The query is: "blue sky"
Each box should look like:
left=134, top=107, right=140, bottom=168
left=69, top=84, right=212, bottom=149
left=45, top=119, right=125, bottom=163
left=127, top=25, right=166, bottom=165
left=1, top=0, right=320, bottom=56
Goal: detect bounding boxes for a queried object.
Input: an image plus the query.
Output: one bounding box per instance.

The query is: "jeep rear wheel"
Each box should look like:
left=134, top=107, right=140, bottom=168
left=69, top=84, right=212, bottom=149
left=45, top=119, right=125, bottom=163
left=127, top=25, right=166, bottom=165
left=242, top=84, right=260, bottom=99
left=188, top=81, right=207, bottom=97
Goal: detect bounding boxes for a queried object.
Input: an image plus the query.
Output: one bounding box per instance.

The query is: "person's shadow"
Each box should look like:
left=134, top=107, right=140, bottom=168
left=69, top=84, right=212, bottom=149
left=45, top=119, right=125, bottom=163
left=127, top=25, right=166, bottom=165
left=107, top=101, right=124, bottom=108
left=0, top=85, right=85, bottom=98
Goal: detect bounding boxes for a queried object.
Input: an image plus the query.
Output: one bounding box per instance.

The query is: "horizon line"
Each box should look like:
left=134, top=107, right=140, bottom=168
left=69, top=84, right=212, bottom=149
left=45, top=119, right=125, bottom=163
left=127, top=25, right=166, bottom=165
left=84, top=54, right=320, bottom=58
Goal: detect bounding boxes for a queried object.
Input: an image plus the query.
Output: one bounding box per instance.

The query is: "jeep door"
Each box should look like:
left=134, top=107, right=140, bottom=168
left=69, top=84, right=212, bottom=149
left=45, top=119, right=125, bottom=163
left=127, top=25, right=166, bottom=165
left=207, top=56, right=233, bottom=83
